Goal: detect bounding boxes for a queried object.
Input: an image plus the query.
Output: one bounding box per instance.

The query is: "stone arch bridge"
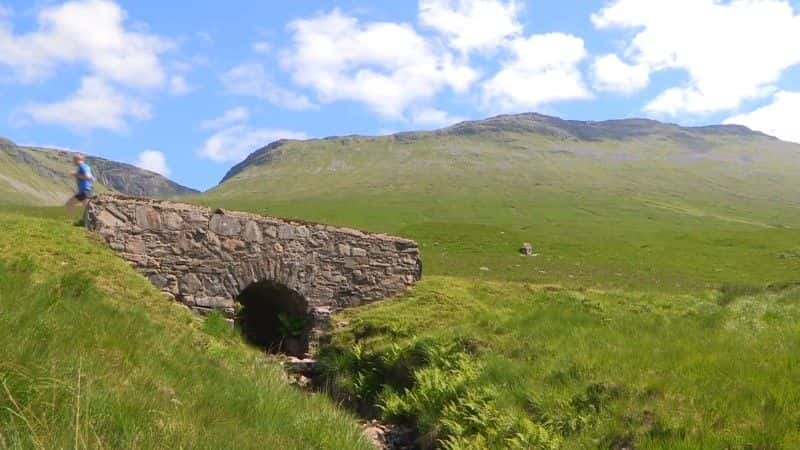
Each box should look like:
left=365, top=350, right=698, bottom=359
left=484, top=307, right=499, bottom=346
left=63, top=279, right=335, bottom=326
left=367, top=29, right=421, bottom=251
left=86, top=195, right=422, bottom=355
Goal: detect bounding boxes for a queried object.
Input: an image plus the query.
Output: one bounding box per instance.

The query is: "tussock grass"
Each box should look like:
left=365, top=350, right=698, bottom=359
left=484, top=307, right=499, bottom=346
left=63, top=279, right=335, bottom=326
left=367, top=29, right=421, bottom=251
left=323, top=277, right=800, bottom=449
left=0, top=209, right=371, bottom=450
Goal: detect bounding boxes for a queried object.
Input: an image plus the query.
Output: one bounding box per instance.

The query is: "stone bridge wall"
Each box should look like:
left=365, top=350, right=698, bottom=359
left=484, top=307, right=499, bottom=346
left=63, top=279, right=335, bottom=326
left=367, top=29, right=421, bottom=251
left=86, top=195, right=422, bottom=321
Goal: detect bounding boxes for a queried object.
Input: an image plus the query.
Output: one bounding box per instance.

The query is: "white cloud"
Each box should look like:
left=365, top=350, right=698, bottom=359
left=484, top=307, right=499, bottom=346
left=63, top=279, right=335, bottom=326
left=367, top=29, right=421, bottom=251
left=593, top=0, right=800, bottom=116
left=0, top=0, right=171, bottom=87
left=168, top=75, right=191, bottom=95
left=135, top=150, right=170, bottom=176
left=0, top=0, right=181, bottom=132
left=201, top=107, right=250, bottom=130
left=411, top=108, right=464, bottom=128
left=481, top=33, right=590, bottom=112
left=591, top=53, right=649, bottom=94
left=724, top=91, right=800, bottom=144
left=419, top=0, right=521, bottom=53
left=200, top=125, right=309, bottom=163
left=222, top=63, right=315, bottom=111
left=23, top=76, right=150, bottom=131
left=281, top=9, right=478, bottom=119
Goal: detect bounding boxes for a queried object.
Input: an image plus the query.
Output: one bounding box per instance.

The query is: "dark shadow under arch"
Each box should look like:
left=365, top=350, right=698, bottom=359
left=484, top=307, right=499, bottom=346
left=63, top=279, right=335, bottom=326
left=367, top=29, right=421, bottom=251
left=236, top=280, right=311, bottom=357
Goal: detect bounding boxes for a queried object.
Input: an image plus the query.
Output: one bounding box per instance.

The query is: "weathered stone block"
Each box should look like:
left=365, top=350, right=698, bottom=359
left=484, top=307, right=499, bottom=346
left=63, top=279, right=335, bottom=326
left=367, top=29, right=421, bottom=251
left=186, top=211, right=207, bottom=223
left=194, top=296, right=235, bottom=309
left=278, top=225, right=295, bottom=239
left=135, top=206, right=162, bottom=230
left=126, top=237, right=146, bottom=254
left=222, top=239, right=245, bottom=252
left=95, top=210, right=125, bottom=229
left=209, top=214, right=242, bottom=236
left=163, top=212, right=184, bottom=229
left=177, top=232, right=198, bottom=253
left=149, top=273, right=169, bottom=289
left=243, top=221, right=263, bottom=242
left=206, top=231, right=221, bottom=248
left=295, top=226, right=310, bottom=238
left=180, top=273, right=203, bottom=295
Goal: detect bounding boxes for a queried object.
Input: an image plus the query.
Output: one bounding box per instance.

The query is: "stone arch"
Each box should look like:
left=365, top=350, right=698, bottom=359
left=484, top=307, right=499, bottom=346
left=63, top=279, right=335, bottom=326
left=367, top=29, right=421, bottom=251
left=236, top=279, right=312, bottom=357
left=86, top=195, right=423, bottom=356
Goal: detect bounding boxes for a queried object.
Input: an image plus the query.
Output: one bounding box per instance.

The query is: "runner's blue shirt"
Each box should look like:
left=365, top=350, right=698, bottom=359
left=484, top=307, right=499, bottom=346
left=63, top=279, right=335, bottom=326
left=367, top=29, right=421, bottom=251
left=78, top=162, right=93, bottom=193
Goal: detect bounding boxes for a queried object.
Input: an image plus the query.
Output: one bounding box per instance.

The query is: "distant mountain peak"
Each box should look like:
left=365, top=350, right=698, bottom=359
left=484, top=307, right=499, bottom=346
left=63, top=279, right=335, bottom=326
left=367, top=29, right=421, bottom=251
left=220, top=139, right=293, bottom=184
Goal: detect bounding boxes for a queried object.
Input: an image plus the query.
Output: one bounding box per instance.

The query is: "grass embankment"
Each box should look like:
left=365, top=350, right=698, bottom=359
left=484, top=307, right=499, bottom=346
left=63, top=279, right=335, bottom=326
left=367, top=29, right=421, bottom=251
left=0, top=208, right=371, bottom=450
left=322, top=277, right=800, bottom=449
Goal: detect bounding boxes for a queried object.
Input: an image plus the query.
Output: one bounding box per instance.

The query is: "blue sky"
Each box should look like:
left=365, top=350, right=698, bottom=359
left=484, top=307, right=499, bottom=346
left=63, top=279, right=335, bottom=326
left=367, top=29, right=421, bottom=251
left=1, top=0, right=799, bottom=191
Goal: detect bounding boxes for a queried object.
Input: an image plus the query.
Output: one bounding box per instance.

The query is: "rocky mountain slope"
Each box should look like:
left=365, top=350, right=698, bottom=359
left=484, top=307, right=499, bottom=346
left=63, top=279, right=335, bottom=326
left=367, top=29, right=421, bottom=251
left=0, top=138, right=197, bottom=205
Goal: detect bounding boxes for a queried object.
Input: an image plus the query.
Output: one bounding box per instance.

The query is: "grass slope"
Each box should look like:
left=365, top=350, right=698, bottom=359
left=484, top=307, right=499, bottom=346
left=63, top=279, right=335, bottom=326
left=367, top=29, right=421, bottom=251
left=0, top=207, right=370, bottom=450
left=0, top=148, right=83, bottom=206
left=0, top=140, right=196, bottom=206
left=323, top=277, right=800, bottom=449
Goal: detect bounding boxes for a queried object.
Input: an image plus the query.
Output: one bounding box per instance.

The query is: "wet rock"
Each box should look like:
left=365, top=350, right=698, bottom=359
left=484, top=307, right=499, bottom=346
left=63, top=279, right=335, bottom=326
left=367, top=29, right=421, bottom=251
left=362, top=421, right=418, bottom=450
left=283, top=357, right=318, bottom=374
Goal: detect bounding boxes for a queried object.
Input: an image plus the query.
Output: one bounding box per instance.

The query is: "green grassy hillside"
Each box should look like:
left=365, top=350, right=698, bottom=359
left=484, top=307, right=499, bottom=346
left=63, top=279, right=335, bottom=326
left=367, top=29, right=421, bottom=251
left=0, top=147, right=81, bottom=205
left=199, top=114, right=800, bottom=292
left=0, top=207, right=370, bottom=450
left=194, top=113, right=800, bottom=448
left=0, top=139, right=197, bottom=206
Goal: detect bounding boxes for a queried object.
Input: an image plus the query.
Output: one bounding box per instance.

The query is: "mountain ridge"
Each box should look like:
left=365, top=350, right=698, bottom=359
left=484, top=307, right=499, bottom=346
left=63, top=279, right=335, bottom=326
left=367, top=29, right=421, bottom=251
left=218, top=112, right=779, bottom=185
left=0, top=139, right=198, bottom=205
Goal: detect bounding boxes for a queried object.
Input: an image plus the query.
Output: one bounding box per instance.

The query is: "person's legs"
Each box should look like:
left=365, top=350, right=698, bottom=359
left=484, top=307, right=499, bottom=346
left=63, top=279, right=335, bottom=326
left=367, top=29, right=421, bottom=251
left=65, top=194, right=80, bottom=212
left=65, top=192, right=89, bottom=221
